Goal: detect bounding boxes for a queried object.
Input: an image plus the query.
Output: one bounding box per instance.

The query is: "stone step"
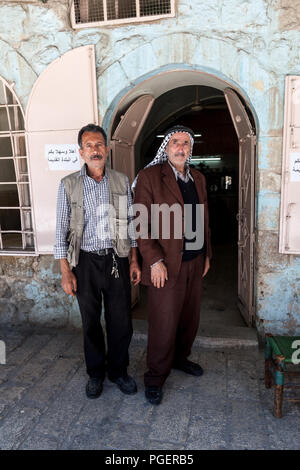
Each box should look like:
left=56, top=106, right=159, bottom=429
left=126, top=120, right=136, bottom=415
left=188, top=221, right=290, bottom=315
left=132, top=319, right=259, bottom=349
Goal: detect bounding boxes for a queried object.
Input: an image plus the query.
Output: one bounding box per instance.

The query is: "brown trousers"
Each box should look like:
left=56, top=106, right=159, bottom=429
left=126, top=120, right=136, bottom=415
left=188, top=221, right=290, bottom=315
left=144, top=253, right=204, bottom=387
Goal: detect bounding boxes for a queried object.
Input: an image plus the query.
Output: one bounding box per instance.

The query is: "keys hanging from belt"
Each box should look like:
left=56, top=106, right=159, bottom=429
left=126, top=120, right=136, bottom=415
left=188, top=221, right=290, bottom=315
left=111, top=252, right=119, bottom=279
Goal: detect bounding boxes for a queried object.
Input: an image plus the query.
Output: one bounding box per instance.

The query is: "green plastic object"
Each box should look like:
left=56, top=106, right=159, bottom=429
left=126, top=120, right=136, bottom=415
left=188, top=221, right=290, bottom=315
left=268, top=336, right=300, bottom=363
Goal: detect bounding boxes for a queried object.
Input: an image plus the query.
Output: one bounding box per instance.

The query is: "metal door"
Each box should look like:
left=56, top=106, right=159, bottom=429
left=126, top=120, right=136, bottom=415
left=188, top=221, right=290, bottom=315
left=224, top=88, right=256, bottom=326
left=110, top=94, right=154, bottom=184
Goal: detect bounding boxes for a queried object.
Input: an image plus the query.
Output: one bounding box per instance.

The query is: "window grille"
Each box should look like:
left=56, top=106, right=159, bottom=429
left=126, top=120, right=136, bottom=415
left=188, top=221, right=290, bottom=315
left=71, top=0, right=175, bottom=27
left=0, top=79, right=35, bottom=253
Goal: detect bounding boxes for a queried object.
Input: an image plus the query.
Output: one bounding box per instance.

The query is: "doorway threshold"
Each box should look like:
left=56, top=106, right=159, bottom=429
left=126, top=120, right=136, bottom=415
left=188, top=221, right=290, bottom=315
left=132, top=318, right=258, bottom=349
left=195, top=323, right=258, bottom=349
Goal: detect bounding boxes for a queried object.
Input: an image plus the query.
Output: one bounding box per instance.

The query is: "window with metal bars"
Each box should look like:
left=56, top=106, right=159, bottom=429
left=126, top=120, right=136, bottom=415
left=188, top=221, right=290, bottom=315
left=0, top=79, right=35, bottom=253
left=72, top=0, right=175, bottom=27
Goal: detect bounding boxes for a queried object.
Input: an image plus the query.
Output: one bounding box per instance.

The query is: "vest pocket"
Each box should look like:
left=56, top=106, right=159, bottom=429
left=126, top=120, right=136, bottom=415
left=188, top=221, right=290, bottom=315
left=66, top=230, right=76, bottom=265
left=110, top=217, right=131, bottom=257
left=111, top=193, right=128, bottom=219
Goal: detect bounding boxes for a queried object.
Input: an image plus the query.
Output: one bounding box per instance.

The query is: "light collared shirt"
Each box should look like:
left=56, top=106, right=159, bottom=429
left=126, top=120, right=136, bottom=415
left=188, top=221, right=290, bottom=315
left=54, top=164, right=137, bottom=259
left=167, top=159, right=194, bottom=183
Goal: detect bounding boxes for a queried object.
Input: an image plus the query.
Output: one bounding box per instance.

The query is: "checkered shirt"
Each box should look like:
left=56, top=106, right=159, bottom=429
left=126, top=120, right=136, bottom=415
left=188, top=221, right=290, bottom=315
left=54, top=164, right=137, bottom=259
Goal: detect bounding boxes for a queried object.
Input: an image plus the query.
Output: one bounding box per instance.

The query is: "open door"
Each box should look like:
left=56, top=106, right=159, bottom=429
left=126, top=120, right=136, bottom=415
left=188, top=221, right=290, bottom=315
left=110, top=94, right=154, bottom=307
left=224, top=88, right=256, bottom=326
left=110, top=94, right=154, bottom=184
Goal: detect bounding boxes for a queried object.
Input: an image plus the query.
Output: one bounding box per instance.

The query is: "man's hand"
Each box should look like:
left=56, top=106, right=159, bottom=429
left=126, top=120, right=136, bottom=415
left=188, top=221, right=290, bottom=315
left=130, top=260, right=141, bottom=286
left=151, top=261, right=168, bottom=288
left=61, top=271, right=77, bottom=296
left=202, top=256, right=210, bottom=278
left=60, top=259, right=77, bottom=296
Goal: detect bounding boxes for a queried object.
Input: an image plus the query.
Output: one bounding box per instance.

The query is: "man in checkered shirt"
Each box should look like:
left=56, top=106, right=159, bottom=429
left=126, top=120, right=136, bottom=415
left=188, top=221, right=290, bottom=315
left=54, top=124, right=141, bottom=399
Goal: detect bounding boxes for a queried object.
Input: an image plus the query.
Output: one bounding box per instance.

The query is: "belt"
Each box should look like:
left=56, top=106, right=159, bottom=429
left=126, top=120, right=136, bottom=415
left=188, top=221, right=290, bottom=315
left=83, top=248, right=114, bottom=257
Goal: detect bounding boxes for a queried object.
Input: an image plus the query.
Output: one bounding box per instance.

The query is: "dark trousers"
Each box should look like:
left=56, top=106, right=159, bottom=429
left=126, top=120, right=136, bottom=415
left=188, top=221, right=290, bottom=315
left=144, top=254, right=204, bottom=387
left=73, top=250, right=132, bottom=381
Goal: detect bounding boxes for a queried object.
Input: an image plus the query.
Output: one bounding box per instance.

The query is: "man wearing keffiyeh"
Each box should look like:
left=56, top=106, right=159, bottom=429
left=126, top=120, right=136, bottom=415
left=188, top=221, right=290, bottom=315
left=133, top=125, right=212, bottom=405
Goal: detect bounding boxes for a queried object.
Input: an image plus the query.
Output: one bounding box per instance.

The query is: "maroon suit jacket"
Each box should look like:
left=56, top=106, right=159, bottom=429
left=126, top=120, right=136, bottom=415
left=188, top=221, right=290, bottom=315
left=134, top=161, right=212, bottom=287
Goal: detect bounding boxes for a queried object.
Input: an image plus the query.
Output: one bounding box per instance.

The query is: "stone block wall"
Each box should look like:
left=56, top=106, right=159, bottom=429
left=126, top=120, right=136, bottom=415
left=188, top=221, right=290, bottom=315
left=0, top=256, right=81, bottom=328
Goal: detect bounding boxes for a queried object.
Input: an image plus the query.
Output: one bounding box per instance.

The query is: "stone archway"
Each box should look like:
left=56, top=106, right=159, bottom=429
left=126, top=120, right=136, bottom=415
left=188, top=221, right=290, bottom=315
left=105, top=67, right=258, bottom=328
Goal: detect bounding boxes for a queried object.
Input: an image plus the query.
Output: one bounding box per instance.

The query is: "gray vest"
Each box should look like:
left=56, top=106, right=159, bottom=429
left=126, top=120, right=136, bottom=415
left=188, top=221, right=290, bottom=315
left=62, top=166, right=131, bottom=267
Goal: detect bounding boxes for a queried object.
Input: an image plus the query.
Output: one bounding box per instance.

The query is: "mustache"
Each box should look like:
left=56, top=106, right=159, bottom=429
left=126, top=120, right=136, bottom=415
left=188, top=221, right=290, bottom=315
left=90, top=155, right=103, bottom=160
left=175, top=152, right=185, bottom=157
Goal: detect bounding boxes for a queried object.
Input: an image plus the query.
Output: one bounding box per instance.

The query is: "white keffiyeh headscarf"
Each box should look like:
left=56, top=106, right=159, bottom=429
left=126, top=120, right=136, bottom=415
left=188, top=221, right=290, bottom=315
left=131, top=125, right=195, bottom=191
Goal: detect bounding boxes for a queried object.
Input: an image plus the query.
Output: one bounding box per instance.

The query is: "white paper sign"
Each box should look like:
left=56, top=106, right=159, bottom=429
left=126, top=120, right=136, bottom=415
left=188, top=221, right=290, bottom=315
left=45, top=144, right=81, bottom=171
left=290, top=152, right=300, bottom=182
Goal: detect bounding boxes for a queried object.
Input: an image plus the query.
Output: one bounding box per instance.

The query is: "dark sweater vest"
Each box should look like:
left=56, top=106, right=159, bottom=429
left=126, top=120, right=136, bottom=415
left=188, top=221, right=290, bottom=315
left=177, top=178, right=205, bottom=262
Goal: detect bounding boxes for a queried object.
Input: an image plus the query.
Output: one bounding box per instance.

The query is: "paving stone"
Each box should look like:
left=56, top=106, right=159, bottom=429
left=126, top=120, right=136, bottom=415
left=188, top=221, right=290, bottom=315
left=6, top=333, right=52, bottom=365
left=186, top=407, right=227, bottom=450
left=28, top=371, right=86, bottom=441
left=132, top=351, right=147, bottom=383
left=144, top=440, right=185, bottom=450
left=1, top=332, right=28, bottom=354
left=18, top=434, right=59, bottom=450
left=115, top=389, right=155, bottom=425
left=226, top=348, right=260, bottom=361
left=62, top=333, right=84, bottom=358
left=167, top=369, right=205, bottom=392
left=0, top=383, right=27, bottom=407
left=0, top=365, right=14, bottom=385
left=264, top=411, right=300, bottom=450
left=228, top=399, right=270, bottom=450
left=22, top=357, right=81, bottom=408
left=63, top=424, right=110, bottom=450
left=186, top=441, right=227, bottom=450
left=258, top=380, right=278, bottom=416
left=227, top=358, right=260, bottom=401
left=11, top=360, right=50, bottom=387
left=0, top=406, right=41, bottom=450
left=35, top=331, right=75, bottom=362
left=127, top=344, right=146, bottom=376
left=197, top=350, right=227, bottom=374
left=148, top=389, right=192, bottom=444
left=66, top=422, right=149, bottom=450
left=93, top=421, right=149, bottom=450
left=190, top=382, right=227, bottom=413
left=74, top=382, right=123, bottom=428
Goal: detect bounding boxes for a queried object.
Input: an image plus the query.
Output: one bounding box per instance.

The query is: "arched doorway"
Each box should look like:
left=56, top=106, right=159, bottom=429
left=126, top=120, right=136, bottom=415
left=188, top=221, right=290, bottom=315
left=106, top=69, right=257, bottom=330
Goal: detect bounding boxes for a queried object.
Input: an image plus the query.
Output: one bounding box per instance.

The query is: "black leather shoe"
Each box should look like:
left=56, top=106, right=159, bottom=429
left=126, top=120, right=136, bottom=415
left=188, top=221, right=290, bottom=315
left=145, top=386, right=163, bottom=405
left=173, top=359, right=203, bottom=376
left=110, top=374, right=137, bottom=395
left=86, top=378, right=103, bottom=399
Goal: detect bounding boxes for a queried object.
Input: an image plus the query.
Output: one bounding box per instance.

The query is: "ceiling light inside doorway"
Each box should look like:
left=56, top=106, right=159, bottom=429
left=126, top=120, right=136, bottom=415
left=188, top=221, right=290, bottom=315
left=191, top=157, right=222, bottom=162
left=156, top=133, right=202, bottom=138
